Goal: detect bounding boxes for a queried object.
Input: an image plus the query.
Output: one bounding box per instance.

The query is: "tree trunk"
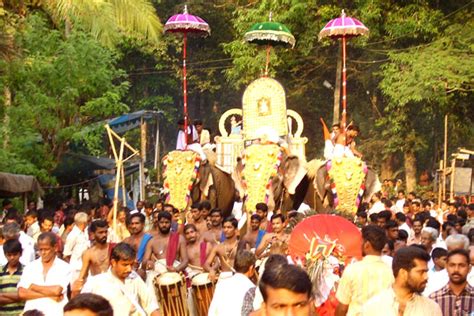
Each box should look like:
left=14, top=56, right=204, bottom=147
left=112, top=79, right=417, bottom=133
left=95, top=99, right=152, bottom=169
left=2, top=85, right=11, bottom=149
left=404, top=150, right=417, bottom=192
left=333, top=43, right=342, bottom=125
left=380, top=153, right=396, bottom=180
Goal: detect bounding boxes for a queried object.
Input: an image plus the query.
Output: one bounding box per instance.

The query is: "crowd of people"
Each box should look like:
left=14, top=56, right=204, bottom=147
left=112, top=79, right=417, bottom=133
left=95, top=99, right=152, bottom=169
left=0, top=191, right=472, bottom=315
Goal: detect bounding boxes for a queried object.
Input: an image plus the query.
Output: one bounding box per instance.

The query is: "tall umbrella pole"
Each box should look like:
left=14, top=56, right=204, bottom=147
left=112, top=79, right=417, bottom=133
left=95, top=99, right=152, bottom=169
left=183, top=32, right=188, bottom=148
left=341, top=35, right=347, bottom=131
left=265, top=45, right=271, bottom=76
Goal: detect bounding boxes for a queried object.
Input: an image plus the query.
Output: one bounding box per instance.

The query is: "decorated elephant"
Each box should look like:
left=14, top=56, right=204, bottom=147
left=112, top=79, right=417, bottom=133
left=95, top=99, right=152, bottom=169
left=162, top=149, right=235, bottom=217
left=232, top=143, right=307, bottom=214
left=303, top=157, right=381, bottom=215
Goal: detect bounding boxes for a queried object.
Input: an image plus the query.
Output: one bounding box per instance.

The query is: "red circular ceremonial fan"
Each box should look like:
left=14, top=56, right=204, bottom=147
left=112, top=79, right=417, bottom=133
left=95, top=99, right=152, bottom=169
left=288, top=214, right=362, bottom=264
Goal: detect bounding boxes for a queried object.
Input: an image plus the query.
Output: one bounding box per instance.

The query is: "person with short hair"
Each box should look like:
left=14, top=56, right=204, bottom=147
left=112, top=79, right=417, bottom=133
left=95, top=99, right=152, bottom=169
left=38, top=215, right=64, bottom=257
left=1, top=223, right=35, bottom=266
left=0, top=239, right=25, bottom=315
left=431, top=248, right=448, bottom=273
left=407, top=219, right=423, bottom=246
left=82, top=243, right=159, bottom=316
left=257, top=263, right=313, bottom=316
left=385, top=220, right=399, bottom=242
left=201, top=208, right=224, bottom=245
left=335, top=225, right=394, bottom=316
left=429, top=249, right=473, bottom=315
left=240, top=214, right=266, bottom=251
left=208, top=250, right=256, bottom=316
left=189, top=202, right=207, bottom=235
left=255, top=203, right=271, bottom=232
left=183, top=224, right=211, bottom=272
left=72, top=220, right=111, bottom=297
left=205, top=217, right=239, bottom=281
left=64, top=212, right=90, bottom=283
left=122, top=212, right=153, bottom=268
left=445, top=234, right=470, bottom=252
left=362, top=246, right=441, bottom=315
left=255, top=214, right=289, bottom=259
left=142, top=211, right=188, bottom=274
left=18, top=232, right=72, bottom=315
left=64, top=293, right=113, bottom=316
left=25, top=210, right=40, bottom=239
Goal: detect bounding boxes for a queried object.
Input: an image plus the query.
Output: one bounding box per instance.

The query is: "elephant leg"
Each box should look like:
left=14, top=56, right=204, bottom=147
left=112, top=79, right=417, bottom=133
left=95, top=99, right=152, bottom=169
left=210, top=166, right=235, bottom=218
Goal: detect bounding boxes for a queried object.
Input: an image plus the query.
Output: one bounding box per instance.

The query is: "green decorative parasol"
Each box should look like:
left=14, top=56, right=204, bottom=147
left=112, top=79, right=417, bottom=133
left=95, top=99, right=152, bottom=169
left=244, top=13, right=296, bottom=76
left=244, top=21, right=296, bottom=48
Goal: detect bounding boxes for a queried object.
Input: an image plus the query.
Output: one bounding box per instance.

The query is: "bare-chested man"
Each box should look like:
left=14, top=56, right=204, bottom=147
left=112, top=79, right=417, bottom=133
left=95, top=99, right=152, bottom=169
left=188, top=202, right=208, bottom=235
left=72, top=220, right=110, bottom=296
left=122, top=213, right=153, bottom=273
left=184, top=224, right=211, bottom=272
left=142, top=211, right=188, bottom=273
left=256, top=203, right=272, bottom=232
left=204, top=217, right=239, bottom=281
left=334, top=124, right=363, bottom=158
left=255, top=214, right=289, bottom=259
left=240, top=214, right=266, bottom=251
left=199, top=200, right=212, bottom=220
left=201, top=208, right=224, bottom=245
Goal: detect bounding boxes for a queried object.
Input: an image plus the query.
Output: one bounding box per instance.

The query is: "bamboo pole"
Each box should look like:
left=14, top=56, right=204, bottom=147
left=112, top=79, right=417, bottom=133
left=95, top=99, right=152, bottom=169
left=442, top=114, right=448, bottom=200
left=154, top=118, right=161, bottom=182
left=438, top=159, right=443, bottom=205
left=120, top=164, right=127, bottom=207
left=449, top=158, right=455, bottom=201
left=113, top=140, right=125, bottom=235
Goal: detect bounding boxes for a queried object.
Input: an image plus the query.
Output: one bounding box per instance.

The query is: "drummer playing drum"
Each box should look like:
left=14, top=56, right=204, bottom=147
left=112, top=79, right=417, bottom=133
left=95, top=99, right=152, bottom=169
left=184, top=224, right=212, bottom=273
left=142, top=211, right=188, bottom=273
left=204, top=217, right=240, bottom=281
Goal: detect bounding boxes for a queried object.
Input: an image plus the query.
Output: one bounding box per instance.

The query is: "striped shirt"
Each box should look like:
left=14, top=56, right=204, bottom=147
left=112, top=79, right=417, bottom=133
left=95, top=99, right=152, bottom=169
left=0, top=264, right=24, bottom=315
left=429, top=283, right=474, bottom=316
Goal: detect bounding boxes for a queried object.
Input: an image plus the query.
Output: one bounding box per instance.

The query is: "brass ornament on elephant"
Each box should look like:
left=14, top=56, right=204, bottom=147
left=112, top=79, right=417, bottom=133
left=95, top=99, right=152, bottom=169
left=327, top=157, right=367, bottom=216
left=242, top=144, right=282, bottom=213
left=163, top=150, right=200, bottom=211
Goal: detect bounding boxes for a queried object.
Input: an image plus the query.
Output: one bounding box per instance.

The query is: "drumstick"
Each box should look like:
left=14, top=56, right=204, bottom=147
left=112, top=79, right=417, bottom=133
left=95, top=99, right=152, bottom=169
left=188, top=264, right=204, bottom=271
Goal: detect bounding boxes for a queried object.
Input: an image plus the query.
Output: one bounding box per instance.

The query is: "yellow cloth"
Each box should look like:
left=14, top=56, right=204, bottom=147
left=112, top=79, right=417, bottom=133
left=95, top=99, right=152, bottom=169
left=362, top=287, right=442, bottom=316
left=336, top=255, right=394, bottom=316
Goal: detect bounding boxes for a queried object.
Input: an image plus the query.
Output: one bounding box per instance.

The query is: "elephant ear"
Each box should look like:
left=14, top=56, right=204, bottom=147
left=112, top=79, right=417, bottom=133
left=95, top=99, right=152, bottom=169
left=363, top=167, right=382, bottom=203
left=315, top=163, right=328, bottom=200
left=232, top=158, right=245, bottom=201
left=282, top=155, right=307, bottom=195
left=199, top=162, right=212, bottom=193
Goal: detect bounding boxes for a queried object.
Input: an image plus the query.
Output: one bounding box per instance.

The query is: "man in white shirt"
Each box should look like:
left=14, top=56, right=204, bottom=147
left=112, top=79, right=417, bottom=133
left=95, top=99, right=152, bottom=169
left=368, top=192, right=385, bottom=215
left=395, top=190, right=406, bottom=213
left=63, top=212, right=90, bottom=282
left=0, top=222, right=35, bottom=266
left=18, top=232, right=72, bottom=315
left=82, top=242, right=159, bottom=316
left=208, top=250, right=256, bottom=316
left=176, top=118, right=207, bottom=161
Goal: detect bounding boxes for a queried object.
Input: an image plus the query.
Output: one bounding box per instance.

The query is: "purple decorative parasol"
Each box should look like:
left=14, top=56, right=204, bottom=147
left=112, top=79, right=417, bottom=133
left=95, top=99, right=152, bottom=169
left=319, top=10, right=368, bottom=132
left=164, top=5, right=210, bottom=147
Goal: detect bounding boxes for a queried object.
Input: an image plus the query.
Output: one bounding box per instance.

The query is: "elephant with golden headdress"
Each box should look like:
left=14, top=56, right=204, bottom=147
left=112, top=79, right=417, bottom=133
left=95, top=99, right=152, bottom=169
left=232, top=143, right=307, bottom=214
left=162, top=149, right=235, bottom=217
left=302, top=157, right=381, bottom=215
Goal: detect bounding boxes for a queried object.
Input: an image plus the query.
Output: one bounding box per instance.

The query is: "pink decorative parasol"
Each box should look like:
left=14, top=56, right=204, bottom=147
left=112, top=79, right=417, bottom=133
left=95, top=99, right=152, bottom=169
left=164, top=5, right=210, bottom=147
left=319, top=10, right=368, bottom=132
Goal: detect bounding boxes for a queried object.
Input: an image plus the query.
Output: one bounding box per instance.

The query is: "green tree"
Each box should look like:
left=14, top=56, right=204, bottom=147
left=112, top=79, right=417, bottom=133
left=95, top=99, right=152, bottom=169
left=43, top=0, right=162, bottom=47
left=1, top=14, right=129, bottom=182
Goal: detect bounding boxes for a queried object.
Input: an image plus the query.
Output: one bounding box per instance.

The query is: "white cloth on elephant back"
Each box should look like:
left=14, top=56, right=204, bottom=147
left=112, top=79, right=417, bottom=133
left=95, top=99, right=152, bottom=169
left=333, top=143, right=355, bottom=158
